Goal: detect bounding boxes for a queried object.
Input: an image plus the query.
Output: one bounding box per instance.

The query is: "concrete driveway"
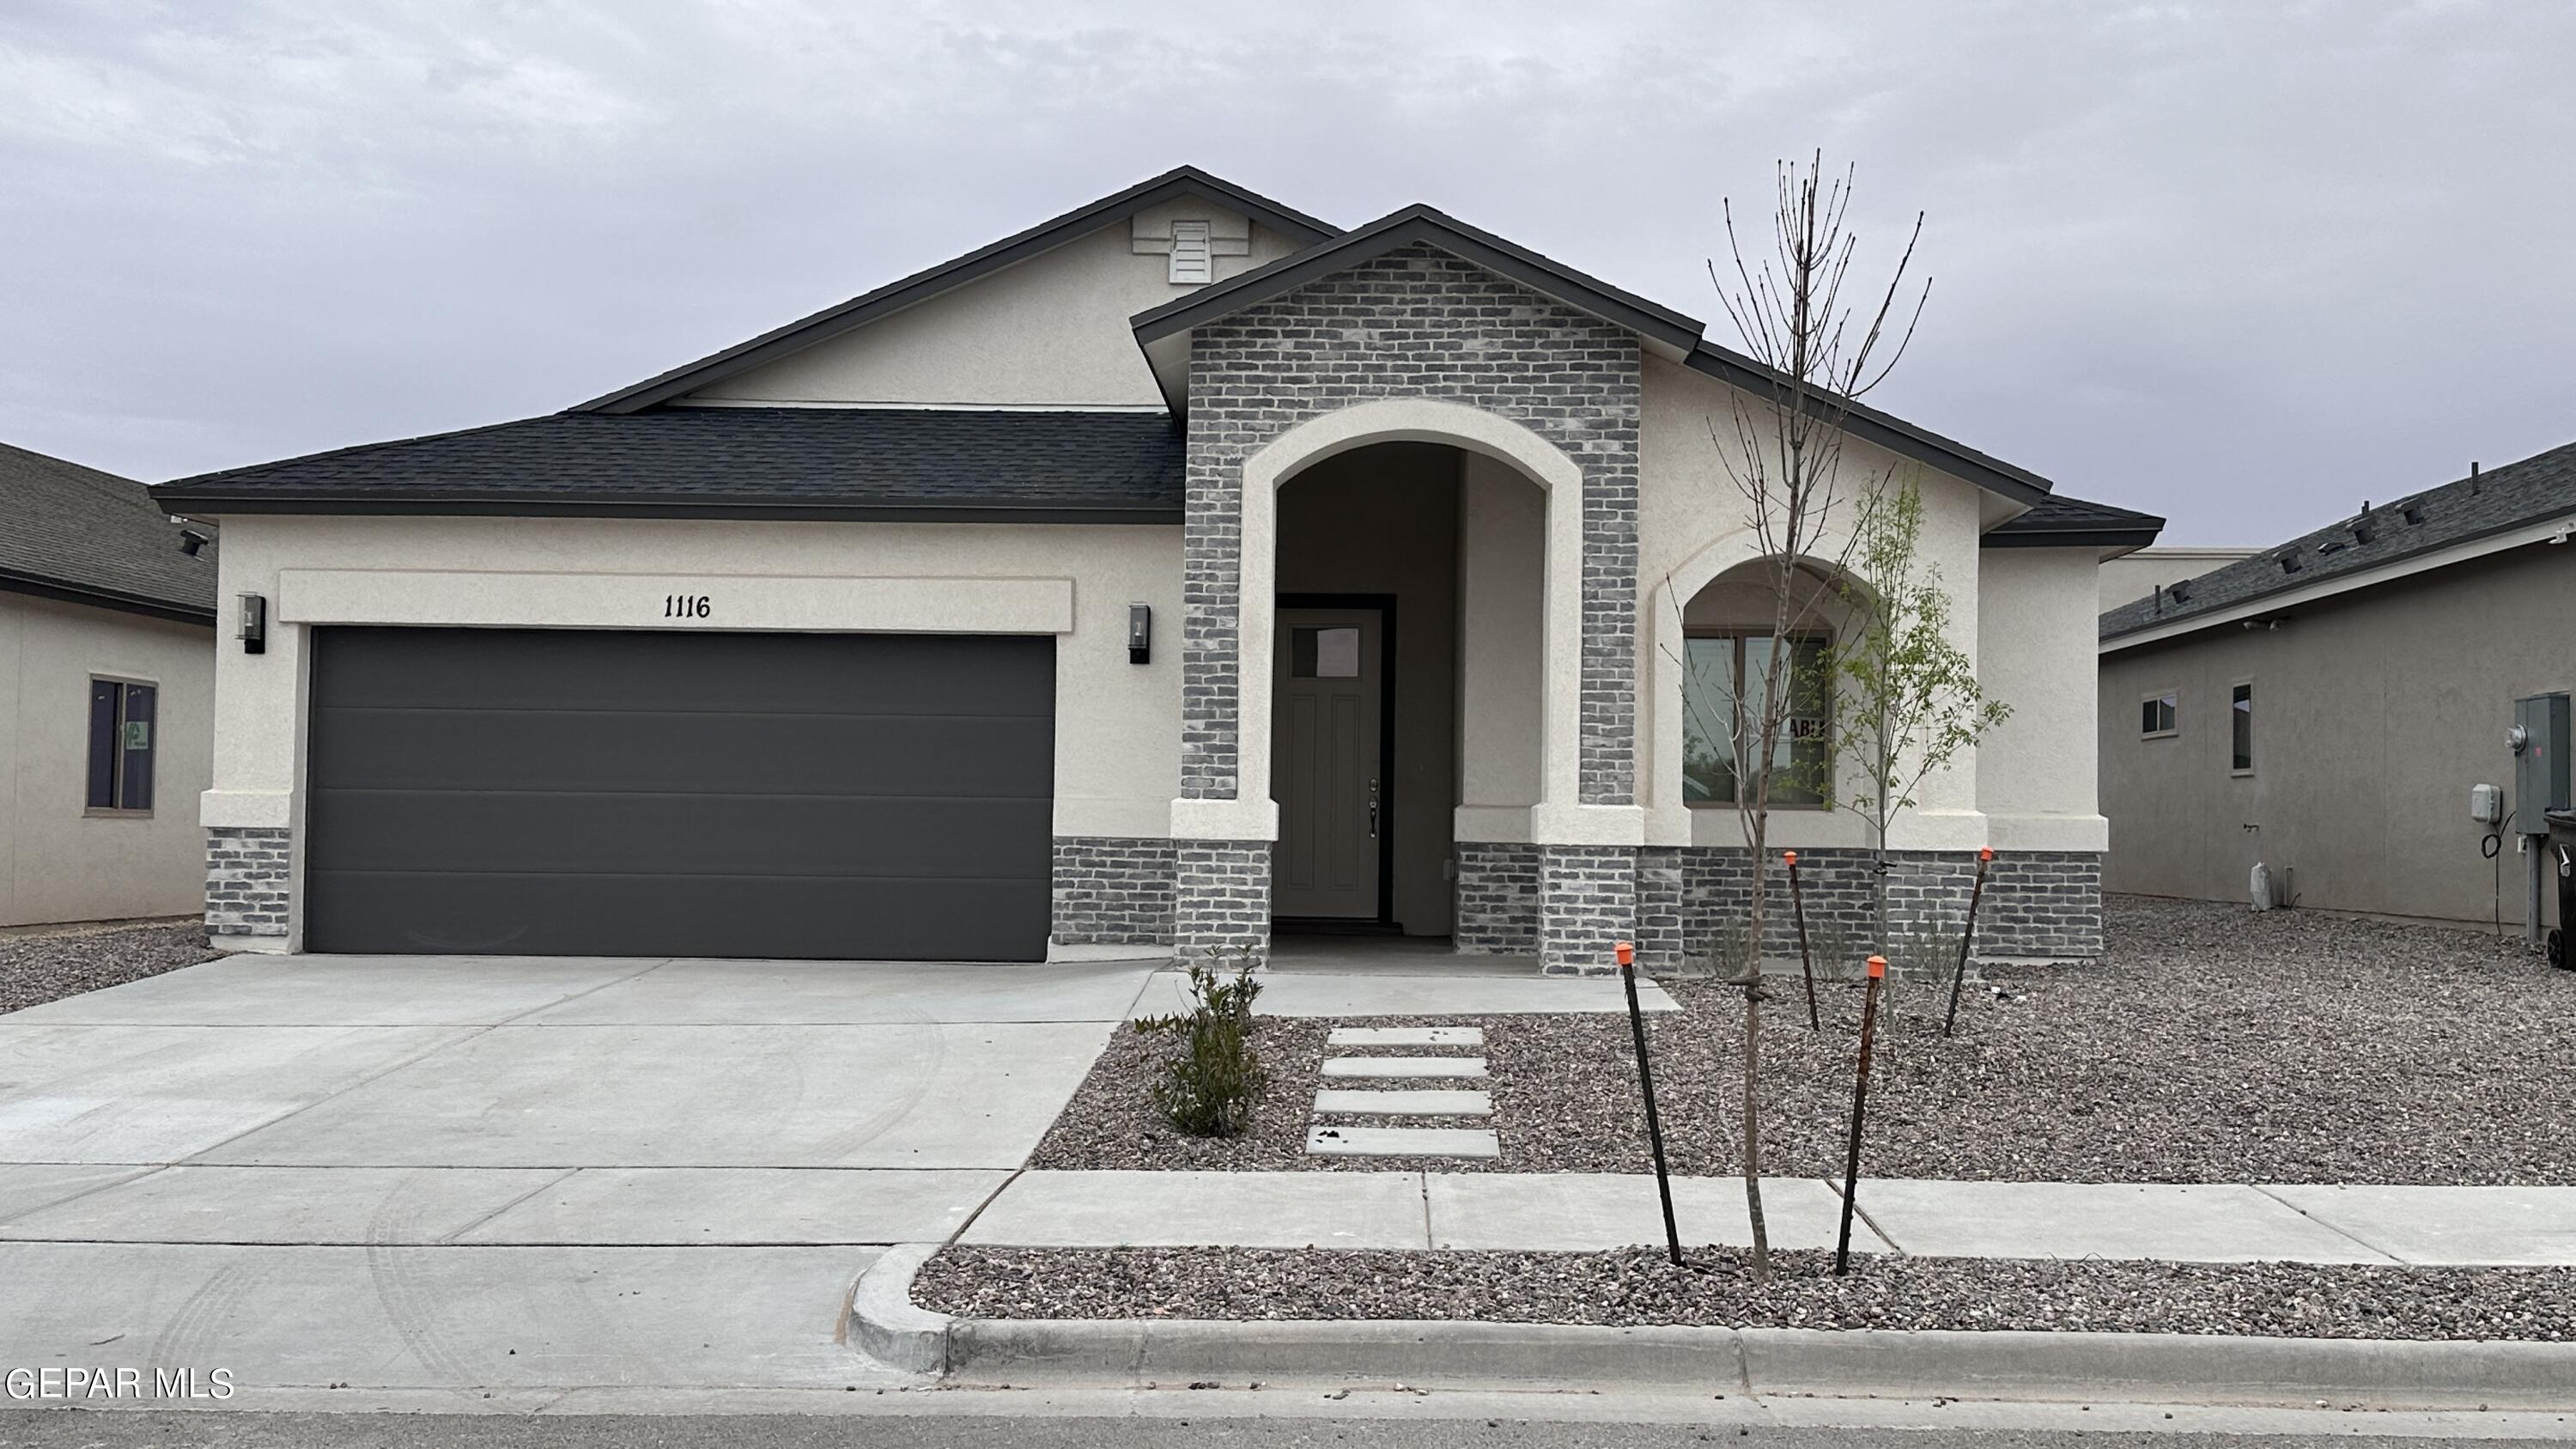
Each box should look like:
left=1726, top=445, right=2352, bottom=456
left=0, top=951, right=1159, bottom=1409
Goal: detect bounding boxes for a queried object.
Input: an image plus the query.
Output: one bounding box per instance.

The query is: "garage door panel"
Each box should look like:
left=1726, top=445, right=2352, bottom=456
left=302, top=871, right=1054, bottom=961
left=305, top=628, right=1058, bottom=960
left=307, top=709, right=1053, bottom=798
left=307, top=791, right=1051, bottom=878
left=314, top=629, right=1054, bottom=718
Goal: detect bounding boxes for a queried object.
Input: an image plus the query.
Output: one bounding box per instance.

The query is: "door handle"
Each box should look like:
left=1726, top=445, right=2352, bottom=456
left=1367, top=777, right=1379, bottom=839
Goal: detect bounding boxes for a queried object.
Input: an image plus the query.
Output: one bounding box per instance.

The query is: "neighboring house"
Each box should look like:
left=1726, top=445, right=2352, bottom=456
left=1, top=442, right=218, bottom=927
left=154, top=166, right=2162, bottom=968
left=2099, top=441, right=2576, bottom=932
left=2099, top=545, right=2257, bottom=612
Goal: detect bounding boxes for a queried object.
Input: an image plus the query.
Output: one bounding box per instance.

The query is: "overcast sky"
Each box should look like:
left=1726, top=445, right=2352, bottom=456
left=4, top=1, right=2570, bottom=544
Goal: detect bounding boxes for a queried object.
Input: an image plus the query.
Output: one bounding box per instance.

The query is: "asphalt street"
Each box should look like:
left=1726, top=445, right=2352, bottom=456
left=5, top=1401, right=2576, bottom=1449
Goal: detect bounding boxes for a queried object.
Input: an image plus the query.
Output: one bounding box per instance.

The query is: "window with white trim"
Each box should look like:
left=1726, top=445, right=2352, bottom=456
left=2231, top=681, right=2254, bottom=772
left=2140, top=691, right=2178, bottom=740
left=1681, top=632, right=1832, bottom=807
left=87, top=678, right=156, bottom=813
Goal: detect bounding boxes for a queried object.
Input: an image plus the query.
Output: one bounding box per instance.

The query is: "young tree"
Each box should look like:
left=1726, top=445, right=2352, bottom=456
left=1823, top=481, right=2010, bottom=1007
left=1683, top=153, right=1929, bottom=1280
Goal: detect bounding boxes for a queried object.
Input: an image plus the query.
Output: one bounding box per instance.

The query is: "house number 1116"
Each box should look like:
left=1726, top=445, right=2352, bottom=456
left=663, top=594, right=713, bottom=618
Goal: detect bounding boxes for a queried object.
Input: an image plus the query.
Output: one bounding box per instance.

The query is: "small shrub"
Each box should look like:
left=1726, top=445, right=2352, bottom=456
left=1131, top=947, right=1267, bottom=1137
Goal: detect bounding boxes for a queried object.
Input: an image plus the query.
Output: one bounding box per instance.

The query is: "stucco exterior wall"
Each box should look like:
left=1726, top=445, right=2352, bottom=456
left=1978, top=546, right=2110, bottom=852
left=1634, top=354, right=2004, bottom=853
left=0, top=594, right=214, bottom=926
left=698, top=204, right=1304, bottom=408
left=1455, top=450, right=1545, bottom=836
left=203, top=514, right=1182, bottom=946
left=2098, top=540, right=2576, bottom=928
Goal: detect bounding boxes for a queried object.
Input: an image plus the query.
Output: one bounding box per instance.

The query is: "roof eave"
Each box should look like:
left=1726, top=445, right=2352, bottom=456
left=1981, top=525, right=2165, bottom=558
left=0, top=569, right=217, bottom=626
left=149, top=491, right=1184, bottom=526
left=1684, top=344, right=2054, bottom=507
left=2099, top=512, right=2576, bottom=651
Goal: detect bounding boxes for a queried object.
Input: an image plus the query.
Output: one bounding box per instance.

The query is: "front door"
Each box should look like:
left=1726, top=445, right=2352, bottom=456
left=1272, top=606, right=1385, bottom=921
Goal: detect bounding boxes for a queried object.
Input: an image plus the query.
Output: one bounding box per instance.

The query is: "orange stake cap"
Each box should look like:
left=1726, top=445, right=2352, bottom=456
left=1615, top=941, right=1635, bottom=966
left=1866, top=955, right=1887, bottom=979
left=1783, top=850, right=1798, bottom=866
left=1979, top=847, right=1996, bottom=862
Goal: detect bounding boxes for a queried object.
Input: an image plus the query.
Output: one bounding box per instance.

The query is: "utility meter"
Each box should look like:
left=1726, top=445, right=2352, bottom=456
left=2514, top=695, right=2573, bottom=817
left=2470, top=782, right=2503, bottom=825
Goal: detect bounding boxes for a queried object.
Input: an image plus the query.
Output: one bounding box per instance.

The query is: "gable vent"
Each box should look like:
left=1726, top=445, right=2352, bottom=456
left=1168, top=221, right=1213, bottom=284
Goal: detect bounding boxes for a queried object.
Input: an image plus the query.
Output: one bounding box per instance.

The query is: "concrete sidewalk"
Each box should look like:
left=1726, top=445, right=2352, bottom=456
left=957, top=1171, right=2576, bottom=1265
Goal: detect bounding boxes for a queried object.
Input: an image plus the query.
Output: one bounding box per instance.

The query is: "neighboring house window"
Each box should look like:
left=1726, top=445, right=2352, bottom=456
left=1168, top=220, right=1213, bottom=284
left=1681, top=633, right=1830, bottom=807
left=86, top=679, right=156, bottom=813
left=2140, top=691, right=2178, bottom=740
left=2232, top=681, right=2255, bottom=773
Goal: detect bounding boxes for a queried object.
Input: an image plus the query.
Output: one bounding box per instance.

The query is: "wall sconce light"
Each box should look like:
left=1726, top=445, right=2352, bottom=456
left=237, top=593, right=267, bottom=655
left=1127, top=603, right=1151, bottom=665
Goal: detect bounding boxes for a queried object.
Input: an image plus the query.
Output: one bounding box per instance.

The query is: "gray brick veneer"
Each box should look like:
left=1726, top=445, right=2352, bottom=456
left=1979, top=850, right=2105, bottom=959
left=1050, top=837, right=1177, bottom=947
left=205, top=826, right=291, bottom=941
left=1173, top=841, right=1272, bottom=962
left=1453, top=842, right=1540, bottom=955
left=1539, top=843, right=1637, bottom=977
left=1180, top=243, right=1643, bottom=807
left=1675, top=844, right=2103, bottom=972
left=1632, top=845, right=1686, bottom=974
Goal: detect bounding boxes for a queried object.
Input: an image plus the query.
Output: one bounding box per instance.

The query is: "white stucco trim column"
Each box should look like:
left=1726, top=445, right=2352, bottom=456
left=1174, top=397, right=1632, bottom=844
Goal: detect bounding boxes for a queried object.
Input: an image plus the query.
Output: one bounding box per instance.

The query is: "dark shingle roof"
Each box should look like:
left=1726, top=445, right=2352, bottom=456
left=1983, top=493, right=2165, bottom=549
left=0, top=441, right=216, bottom=621
left=154, top=408, right=1186, bottom=521
left=2099, top=439, right=2576, bottom=642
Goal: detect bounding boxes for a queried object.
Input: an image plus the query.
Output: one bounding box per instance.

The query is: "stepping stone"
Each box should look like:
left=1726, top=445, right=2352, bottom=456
left=1327, top=1026, right=1485, bottom=1048
left=1320, top=1056, right=1488, bottom=1080
left=1306, top=1125, right=1500, bottom=1160
left=1313, top=1089, right=1492, bottom=1117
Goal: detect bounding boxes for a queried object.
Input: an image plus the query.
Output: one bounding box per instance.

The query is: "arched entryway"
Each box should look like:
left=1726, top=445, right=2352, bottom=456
left=1172, top=397, right=1613, bottom=965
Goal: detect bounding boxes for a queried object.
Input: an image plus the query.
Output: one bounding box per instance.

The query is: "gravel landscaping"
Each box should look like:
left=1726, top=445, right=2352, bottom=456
left=916, top=1244, right=2576, bottom=1341
left=0, top=922, right=218, bottom=1015
left=1031, top=895, right=2576, bottom=1184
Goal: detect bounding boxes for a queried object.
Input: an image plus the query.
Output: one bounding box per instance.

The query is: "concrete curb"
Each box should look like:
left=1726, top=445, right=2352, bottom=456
left=849, top=1249, right=2576, bottom=1408
left=850, top=1244, right=951, bottom=1375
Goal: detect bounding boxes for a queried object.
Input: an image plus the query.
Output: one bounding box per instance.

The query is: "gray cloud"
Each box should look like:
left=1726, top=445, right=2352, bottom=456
left=3, top=0, right=2569, bottom=543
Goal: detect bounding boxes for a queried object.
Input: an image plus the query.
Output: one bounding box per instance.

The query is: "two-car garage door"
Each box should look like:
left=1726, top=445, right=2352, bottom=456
left=303, top=628, right=1054, bottom=960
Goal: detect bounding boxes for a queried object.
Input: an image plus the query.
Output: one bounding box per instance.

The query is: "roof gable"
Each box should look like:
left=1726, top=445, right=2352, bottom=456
left=578, top=167, right=1337, bottom=415
left=1131, top=204, right=1704, bottom=413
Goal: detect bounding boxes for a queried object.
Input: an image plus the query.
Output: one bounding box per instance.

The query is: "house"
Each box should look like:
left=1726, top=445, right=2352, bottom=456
left=1, top=442, right=218, bottom=927
left=2098, top=441, right=2576, bottom=934
left=152, top=166, right=2161, bottom=970
left=2099, top=546, right=2257, bottom=612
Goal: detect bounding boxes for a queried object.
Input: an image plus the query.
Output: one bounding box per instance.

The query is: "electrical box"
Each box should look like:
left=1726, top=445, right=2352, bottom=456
left=2514, top=693, right=2573, bottom=819
left=2471, top=782, right=2503, bottom=824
